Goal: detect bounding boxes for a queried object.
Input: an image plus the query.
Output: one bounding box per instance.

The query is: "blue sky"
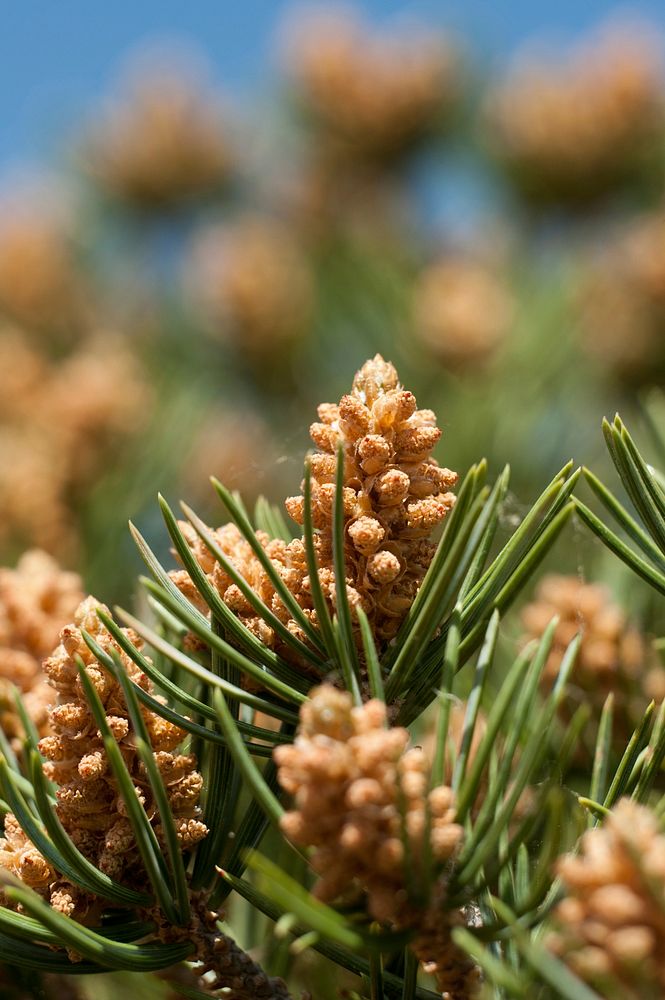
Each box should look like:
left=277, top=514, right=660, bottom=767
left=2, top=1, right=664, bottom=178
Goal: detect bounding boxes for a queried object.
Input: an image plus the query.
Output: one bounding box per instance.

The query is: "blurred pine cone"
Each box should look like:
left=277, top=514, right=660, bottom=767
left=283, top=6, right=460, bottom=165
left=520, top=574, right=661, bottom=750
left=485, top=22, right=665, bottom=209
left=549, top=798, right=665, bottom=1000
left=413, top=258, right=514, bottom=369
left=83, top=62, right=233, bottom=210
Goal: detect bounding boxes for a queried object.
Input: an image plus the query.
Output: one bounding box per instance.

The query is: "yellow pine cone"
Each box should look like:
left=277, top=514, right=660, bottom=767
left=285, top=354, right=457, bottom=645
left=0, top=597, right=207, bottom=922
left=549, top=799, right=665, bottom=999
left=413, top=258, right=514, bottom=369
left=520, top=575, right=660, bottom=746
left=0, top=330, right=150, bottom=556
left=185, top=215, right=314, bottom=355
left=0, top=203, right=89, bottom=338
left=0, top=550, right=83, bottom=745
left=577, top=208, right=665, bottom=381
left=275, top=684, right=462, bottom=918
left=172, top=355, right=457, bottom=668
left=283, top=6, right=460, bottom=164
left=485, top=22, right=664, bottom=208
left=83, top=63, right=232, bottom=209
left=180, top=407, right=281, bottom=505
left=274, top=684, right=478, bottom=997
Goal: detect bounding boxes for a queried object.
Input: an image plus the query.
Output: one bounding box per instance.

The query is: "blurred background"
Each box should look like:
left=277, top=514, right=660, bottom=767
left=0, top=0, right=665, bottom=601
left=2, top=0, right=665, bottom=619
left=7, top=4, right=665, bottom=996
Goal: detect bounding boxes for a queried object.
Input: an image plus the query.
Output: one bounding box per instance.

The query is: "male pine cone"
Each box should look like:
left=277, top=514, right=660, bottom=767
left=174, top=354, right=457, bottom=664
left=0, top=597, right=207, bottom=921
left=285, top=354, right=457, bottom=644
left=550, top=798, right=665, bottom=999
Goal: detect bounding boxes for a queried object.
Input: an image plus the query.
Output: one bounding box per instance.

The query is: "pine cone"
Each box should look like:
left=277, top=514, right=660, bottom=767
left=275, top=684, right=478, bottom=996
left=485, top=23, right=663, bottom=209
left=172, top=355, right=457, bottom=666
left=283, top=7, right=459, bottom=164
left=83, top=64, right=232, bottom=209
left=0, top=550, right=82, bottom=745
left=413, top=258, right=514, bottom=369
left=549, top=798, right=665, bottom=999
left=0, top=597, right=207, bottom=921
left=520, top=574, right=656, bottom=748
